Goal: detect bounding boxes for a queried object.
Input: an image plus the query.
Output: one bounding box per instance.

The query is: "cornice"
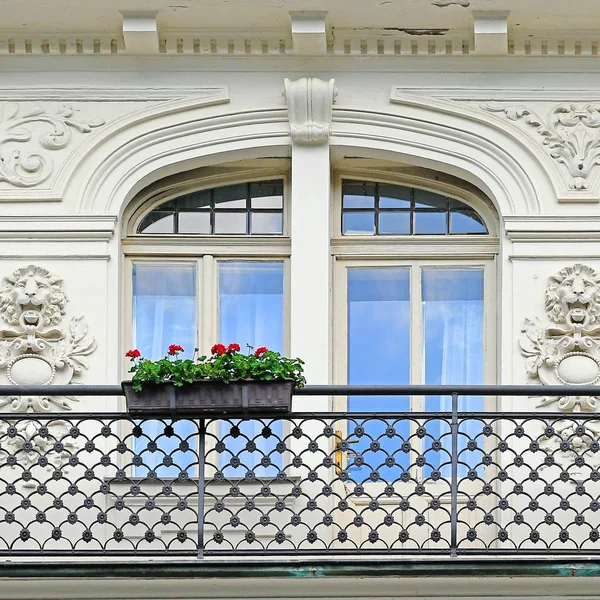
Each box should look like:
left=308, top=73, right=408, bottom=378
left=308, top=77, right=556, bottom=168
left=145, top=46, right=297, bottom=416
left=0, top=215, right=117, bottom=241
left=0, top=86, right=230, bottom=102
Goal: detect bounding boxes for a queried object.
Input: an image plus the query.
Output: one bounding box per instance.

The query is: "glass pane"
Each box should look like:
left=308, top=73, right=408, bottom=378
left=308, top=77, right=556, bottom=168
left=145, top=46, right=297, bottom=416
left=450, top=210, right=487, bottom=234
left=214, top=183, right=247, bottom=208
left=379, top=184, right=411, bottom=208
left=250, top=180, right=283, bottom=208
left=414, top=189, right=449, bottom=210
left=347, top=268, right=411, bottom=479
left=342, top=181, right=376, bottom=208
left=414, top=211, right=447, bottom=234
left=378, top=211, right=410, bottom=234
left=138, top=212, right=174, bottom=234
left=422, top=268, right=484, bottom=476
left=250, top=212, right=283, bottom=234
left=178, top=212, right=211, bottom=234
left=219, top=262, right=285, bottom=476
left=343, top=212, right=375, bottom=234
left=176, top=190, right=211, bottom=210
left=214, top=212, right=247, bottom=234
left=132, top=263, right=197, bottom=476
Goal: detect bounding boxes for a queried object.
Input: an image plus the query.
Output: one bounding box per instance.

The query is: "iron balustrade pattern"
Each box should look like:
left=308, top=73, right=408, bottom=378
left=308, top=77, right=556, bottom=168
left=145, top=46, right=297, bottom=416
left=0, top=385, right=600, bottom=557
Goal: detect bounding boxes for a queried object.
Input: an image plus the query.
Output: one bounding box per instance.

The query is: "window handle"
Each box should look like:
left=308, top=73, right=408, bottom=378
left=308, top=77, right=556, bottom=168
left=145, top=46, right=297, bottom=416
left=334, top=430, right=359, bottom=475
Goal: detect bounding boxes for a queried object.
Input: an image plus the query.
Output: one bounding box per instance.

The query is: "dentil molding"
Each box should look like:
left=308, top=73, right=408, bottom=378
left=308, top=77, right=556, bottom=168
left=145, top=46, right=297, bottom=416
left=0, top=102, right=104, bottom=188
left=283, top=77, right=337, bottom=144
left=482, top=102, right=600, bottom=191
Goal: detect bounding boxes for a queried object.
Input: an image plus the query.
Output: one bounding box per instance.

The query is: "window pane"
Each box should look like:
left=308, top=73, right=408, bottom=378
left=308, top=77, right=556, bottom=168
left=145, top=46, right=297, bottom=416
left=219, top=262, right=285, bottom=476
left=422, top=268, right=484, bottom=475
left=347, top=268, right=411, bottom=478
left=178, top=212, right=211, bottom=234
left=132, top=263, right=197, bottom=476
left=138, top=212, right=174, bottom=234
left=219, top=262, right=284, bottom=352
left=250, top=212, right=283, bottom=234
left=414, top=211, right=447, bottom=234
left=214, top=183, right=247, bottom=208
left=450, top=210, right=487, bottom=234
left=379, top=184, right=411, bottom=208
left=342, top=181, right=376, bottom=208
left=378, top=211, right=410, bottom=235
left=414, top=189, right=449, bottom=210
left=176, top=190, right=211, bottom=210
left=214, top=212, right=247, bottom=234
left=343, top=212, right=375, bottom=234
left=250, top=180, right=283, bottom=208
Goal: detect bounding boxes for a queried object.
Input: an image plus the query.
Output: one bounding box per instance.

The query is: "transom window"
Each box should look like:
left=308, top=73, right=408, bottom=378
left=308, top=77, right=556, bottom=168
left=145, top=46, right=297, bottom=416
left=137, top=179, right=284, bottom=235
left=341, top=180, right=487, bottom=236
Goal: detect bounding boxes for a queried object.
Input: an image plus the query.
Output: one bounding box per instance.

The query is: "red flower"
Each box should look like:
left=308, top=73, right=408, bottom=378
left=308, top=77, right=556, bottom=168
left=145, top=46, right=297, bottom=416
left=125, top=349, right=141, bottom=359
left=227, top=343, right=241, bottom=353
left=168, top=344, right=184, bottom=355
left=254, top=347, right=268, bottom=357
left=211, top=343, right=227, bottom=355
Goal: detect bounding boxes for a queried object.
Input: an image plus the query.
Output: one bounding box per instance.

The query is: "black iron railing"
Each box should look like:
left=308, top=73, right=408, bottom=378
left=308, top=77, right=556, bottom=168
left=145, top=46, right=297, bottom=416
left=1, top=384, right=600, bottom=558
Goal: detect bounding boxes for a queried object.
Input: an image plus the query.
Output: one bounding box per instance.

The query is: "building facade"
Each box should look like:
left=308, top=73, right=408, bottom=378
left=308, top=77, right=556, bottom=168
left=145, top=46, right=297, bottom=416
left=2, top=0, right=600, bottom=597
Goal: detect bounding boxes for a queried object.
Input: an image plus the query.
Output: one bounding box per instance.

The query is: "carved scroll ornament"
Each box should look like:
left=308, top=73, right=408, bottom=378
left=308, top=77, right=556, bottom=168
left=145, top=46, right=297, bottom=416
left=482, top=102, right=600, bottom=190
left=0, top=103, right=104, bottom=188
left=283, top=77, right=337, bottom=145
left=0, top=265, right=97, bottom=412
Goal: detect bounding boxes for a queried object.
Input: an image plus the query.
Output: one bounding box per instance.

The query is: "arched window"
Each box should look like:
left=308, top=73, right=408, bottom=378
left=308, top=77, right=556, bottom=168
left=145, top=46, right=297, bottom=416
left=125, top=170, right=290, bottom=477
left=137, top=180, right=284, bottom=235
left=341, top=180, right=487, bottom=235
left=332, top=173, right=498, bottom=485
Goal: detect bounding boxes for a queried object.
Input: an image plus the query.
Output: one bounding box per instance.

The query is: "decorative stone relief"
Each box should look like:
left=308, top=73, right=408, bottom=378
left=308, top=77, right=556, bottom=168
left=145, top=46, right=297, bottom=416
left=0, top=265, right=97, bottom=412
left=283, top=78, right=337, bottom=144
left=520, top=264, right=600, bottom=480
left=0, top=103, right=104, bottom=188
left=482, top=102, right=600, bottom=190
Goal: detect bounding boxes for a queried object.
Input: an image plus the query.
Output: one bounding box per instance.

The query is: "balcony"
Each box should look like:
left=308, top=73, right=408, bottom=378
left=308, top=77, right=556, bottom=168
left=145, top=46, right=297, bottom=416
left=0, top=384, right=599, bottom=560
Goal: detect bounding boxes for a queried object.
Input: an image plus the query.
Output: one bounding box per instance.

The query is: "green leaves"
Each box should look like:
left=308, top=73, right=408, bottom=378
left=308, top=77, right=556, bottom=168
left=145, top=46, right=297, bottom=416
left=127, top=346, right=306, bottom=392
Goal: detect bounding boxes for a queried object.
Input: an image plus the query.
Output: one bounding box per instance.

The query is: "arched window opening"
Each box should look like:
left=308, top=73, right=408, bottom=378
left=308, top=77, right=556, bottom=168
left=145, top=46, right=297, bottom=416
left=341, top=180, right=488, bottom=236
left=137, top=179, right=284, bottom=235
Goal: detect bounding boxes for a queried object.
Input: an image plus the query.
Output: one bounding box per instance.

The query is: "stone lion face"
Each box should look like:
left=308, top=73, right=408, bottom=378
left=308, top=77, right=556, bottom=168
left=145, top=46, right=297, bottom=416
left=0, top=265, right=68, bottom=328
left=546, top=264, right=600, bottom=325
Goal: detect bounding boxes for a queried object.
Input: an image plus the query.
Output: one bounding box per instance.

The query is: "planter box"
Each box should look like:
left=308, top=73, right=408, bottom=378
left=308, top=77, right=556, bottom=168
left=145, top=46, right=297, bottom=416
left=121, top=380, right=293, bottom=416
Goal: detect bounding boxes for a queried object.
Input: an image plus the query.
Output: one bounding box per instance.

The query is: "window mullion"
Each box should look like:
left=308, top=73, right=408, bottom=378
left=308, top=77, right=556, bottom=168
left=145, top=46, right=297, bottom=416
left=201, top=255, right=216, bottom=352
left=409, top=264, right=424, bottom=481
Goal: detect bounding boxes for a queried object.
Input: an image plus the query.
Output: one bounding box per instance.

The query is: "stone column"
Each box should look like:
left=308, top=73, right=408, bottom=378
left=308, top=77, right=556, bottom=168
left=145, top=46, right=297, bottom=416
left=284, top=77, right=336, bottom=411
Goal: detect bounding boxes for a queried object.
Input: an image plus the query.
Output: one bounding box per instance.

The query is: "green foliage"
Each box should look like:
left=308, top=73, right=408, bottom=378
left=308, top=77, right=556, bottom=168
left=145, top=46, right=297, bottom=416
left=126, top=345, right=306, bottom=392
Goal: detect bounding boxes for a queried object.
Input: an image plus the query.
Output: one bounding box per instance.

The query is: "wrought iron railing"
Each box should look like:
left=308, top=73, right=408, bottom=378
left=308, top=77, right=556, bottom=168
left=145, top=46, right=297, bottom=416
left=1, top=384, right=600, bottom=558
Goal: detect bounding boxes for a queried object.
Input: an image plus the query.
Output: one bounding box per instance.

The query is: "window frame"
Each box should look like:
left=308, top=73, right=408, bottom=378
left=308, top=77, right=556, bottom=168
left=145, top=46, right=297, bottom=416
left=331, top=170, right=499, bottom=411
left=125, top=169, right=290, bottom=239
left=332, top=171, right=499, bottom=241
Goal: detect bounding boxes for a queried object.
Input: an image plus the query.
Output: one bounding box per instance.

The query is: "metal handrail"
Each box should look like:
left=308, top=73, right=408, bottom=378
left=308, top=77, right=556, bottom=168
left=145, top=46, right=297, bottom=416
left=0, top=383, right=599, bottom=397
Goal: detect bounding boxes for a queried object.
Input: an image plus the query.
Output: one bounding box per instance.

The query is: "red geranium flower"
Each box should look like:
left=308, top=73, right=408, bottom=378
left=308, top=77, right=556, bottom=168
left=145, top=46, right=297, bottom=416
left=211, top=343, right=227, bottom=355
left=125, top=349, right=141, bottom=359
left=254, top=347, right=268, bottom=357
left=168, top=344, right=184, bottom=355
left=227, top=343, right=241, bottom=353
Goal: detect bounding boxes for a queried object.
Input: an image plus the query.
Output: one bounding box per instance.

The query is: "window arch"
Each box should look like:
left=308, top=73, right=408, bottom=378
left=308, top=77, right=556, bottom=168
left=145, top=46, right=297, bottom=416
left=136, top=179, right=284, bottom=235
left=341, top=179, right=488, bottom=236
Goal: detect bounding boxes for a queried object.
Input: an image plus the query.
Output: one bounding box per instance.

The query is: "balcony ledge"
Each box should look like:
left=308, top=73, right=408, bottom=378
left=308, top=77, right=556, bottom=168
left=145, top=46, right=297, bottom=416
left=1, top=559, right=600, bottom=599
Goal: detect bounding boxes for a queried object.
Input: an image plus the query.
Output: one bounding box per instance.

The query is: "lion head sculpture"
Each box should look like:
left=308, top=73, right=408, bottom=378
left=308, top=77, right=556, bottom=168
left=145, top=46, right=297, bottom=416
left=0, top=265, right=68, bottom=328
left=545, top=263, right=600, bottom=325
